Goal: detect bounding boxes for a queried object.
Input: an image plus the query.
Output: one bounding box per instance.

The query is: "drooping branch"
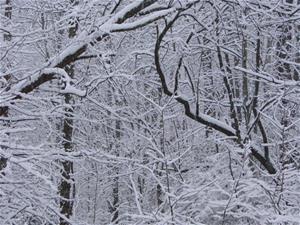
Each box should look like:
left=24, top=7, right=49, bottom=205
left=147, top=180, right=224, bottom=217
left=154, top=12, right=276, bottom=174
left=154, top=13, right=236, bottom=137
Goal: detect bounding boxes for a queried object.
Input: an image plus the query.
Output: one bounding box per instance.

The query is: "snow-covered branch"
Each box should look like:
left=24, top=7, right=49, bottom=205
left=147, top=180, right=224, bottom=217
left=235, top=66, right=300, bottom=86
left=0, top=0, right=177, bottom=116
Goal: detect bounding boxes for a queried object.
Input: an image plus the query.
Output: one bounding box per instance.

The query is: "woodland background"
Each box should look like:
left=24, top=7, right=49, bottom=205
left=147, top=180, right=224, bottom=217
left=0, top=0, right=300, bottom=224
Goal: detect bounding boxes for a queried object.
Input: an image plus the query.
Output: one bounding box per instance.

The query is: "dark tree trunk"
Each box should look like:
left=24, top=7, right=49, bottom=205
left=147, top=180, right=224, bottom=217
left=111, top=102, right=121, bottom=224
left=59, top=65, right=76, bottom=225
left=59, top=87, right=75, bottom=224
left=59, top=1, right=78, bottom=223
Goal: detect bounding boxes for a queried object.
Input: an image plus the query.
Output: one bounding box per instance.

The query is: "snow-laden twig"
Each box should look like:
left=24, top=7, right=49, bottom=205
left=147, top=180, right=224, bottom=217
left=235, top=66, right=300, bottom=87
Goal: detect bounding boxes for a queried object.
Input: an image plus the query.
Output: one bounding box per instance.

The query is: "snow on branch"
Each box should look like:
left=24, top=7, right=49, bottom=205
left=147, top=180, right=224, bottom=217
left=42, top=68, right=86, bottom=96
left=0, top=0, right=180, bottom=116
left=235, top=67, right=300, bottom=86
left=109, top=0, right=158, bottom=24
left=154, top=10, right=277, bottom=174
left=10, top=68, right=86, bottom=98
left=110, top=8, right=176, bottom=32
left=10, top=1, right=175, bottom=97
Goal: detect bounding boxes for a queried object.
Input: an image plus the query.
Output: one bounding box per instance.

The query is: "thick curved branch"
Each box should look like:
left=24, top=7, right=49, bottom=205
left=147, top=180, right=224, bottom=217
left=154, top=13, right=235, bottom=137
left=154, top=12, right=276, bottom=174
left=250, top=147, right=276, bottom=174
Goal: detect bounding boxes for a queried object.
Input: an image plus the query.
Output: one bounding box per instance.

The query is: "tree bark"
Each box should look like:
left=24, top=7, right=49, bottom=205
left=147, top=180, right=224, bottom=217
left=59, top=2, right=78, bottom=223
left=59, top=65, right=76, bottom=225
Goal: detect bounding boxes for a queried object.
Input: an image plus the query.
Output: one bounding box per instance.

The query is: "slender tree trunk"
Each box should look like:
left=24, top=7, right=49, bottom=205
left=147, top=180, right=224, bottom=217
left=156, top=88, right=164, bottom=209
left=106, top=81, right=121, bottom=224
left=111, top=119, right=120, bottom=224
left=59, top=1, right=78, bottom=223
left=59, top=75, right=75, bottom=225
left=241, top=37, right=251, bottom=129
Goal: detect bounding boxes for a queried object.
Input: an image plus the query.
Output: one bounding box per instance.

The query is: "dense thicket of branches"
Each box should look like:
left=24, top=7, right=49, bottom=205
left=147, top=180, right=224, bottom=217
left=0, top=0, right=300, bottom=224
